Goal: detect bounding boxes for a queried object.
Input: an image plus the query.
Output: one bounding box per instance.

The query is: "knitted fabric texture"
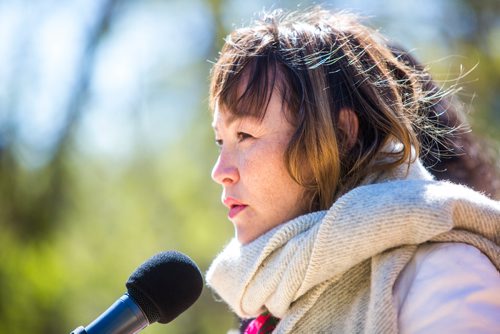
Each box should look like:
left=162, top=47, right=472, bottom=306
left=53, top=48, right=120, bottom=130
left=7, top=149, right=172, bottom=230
left=206, top=161, right=500, bottom=333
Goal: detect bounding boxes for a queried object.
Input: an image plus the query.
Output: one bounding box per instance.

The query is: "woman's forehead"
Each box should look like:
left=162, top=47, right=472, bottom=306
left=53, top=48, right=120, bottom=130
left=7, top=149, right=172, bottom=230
left=212, top=103, right=261, bottom=131
left=211, top=105, right=236, bottom=130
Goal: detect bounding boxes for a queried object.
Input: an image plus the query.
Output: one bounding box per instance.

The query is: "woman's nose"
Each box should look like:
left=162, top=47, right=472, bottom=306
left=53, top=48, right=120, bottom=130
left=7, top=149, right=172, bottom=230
left=211, top=152, right=239, bottom=185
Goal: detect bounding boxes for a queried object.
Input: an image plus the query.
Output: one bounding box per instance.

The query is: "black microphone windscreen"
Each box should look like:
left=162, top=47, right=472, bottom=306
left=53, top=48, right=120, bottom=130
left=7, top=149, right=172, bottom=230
left=125, top=251, right=203, bottom=324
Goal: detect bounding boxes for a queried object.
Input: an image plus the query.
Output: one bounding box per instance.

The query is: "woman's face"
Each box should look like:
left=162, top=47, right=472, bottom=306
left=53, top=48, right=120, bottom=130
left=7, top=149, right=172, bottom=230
left=211, top=89, right=308, bottom=244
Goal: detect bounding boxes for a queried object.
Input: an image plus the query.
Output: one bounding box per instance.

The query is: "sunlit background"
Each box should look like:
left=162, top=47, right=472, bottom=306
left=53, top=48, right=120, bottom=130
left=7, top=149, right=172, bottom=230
left=0, top=0, right=498, bottom=333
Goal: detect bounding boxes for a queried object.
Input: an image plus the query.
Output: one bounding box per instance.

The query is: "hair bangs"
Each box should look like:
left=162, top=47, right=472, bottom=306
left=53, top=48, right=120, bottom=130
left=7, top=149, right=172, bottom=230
left=214, top=52, right=284, bottom=123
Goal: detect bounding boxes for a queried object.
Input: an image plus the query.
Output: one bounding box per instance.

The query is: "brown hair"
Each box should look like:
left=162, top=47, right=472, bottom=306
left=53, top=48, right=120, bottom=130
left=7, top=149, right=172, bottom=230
left=390, top=44, right=500, bottom=199
left=209, top=8, right=455, bottom=211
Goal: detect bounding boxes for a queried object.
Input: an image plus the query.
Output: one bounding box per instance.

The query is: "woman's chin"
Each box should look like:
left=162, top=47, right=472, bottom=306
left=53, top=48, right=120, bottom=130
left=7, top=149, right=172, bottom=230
left=235, top=227, right=260, bottom=245
left=235, top=232, right=253, bottom=245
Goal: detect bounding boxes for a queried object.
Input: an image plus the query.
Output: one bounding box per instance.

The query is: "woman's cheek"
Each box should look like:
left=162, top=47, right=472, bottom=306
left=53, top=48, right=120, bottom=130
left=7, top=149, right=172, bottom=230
left=240, top=146, right=259, bottom=177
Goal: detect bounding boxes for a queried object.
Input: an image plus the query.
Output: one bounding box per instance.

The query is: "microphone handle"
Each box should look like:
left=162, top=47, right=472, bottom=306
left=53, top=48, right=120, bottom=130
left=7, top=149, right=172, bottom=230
left=70, top=293, right=149, bottom=334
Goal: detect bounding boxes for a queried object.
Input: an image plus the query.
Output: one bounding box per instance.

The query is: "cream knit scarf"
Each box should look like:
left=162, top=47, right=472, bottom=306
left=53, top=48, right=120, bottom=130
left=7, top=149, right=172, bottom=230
left=206, top=161, right=500, bottom=333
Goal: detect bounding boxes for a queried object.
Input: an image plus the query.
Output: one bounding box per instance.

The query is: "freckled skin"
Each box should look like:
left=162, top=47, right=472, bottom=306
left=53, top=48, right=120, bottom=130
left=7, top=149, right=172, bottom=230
left=211, top=89, right=308, bottom=244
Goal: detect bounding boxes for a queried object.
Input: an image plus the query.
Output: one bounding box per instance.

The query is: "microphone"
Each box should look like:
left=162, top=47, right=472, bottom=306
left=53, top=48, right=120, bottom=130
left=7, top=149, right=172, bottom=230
left=70, top=251, right=203, bottom=334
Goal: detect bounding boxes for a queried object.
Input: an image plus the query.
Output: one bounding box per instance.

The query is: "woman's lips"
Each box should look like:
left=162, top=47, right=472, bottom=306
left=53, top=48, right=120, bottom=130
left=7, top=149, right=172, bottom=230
left=228, top=204, right=247, bottom=219
left=223, top=197, right=247, bottom=219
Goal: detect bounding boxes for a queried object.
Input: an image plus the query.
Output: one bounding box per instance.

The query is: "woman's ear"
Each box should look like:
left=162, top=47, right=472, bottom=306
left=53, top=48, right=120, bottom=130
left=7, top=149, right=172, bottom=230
left=338, top=108, right=359, bottom=150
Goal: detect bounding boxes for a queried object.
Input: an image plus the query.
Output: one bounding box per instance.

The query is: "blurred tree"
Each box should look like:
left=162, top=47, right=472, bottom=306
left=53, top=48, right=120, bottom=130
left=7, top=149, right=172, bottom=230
left=0, top=0, right=121, bottom=241
left=418, top=0, right=500, bottom=141
left=0, top=1, right=127, bottom=333
left=455, top=0, right=500, bottom=140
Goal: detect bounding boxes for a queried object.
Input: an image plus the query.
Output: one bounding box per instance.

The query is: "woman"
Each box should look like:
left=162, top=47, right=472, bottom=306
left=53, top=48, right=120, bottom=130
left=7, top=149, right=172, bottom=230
left=206, top=8, right=500, bottom=333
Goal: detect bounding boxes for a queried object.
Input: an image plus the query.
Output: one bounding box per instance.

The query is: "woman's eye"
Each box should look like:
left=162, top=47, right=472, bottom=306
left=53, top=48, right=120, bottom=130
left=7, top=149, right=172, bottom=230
left=237, top=132, right=253, bottom=142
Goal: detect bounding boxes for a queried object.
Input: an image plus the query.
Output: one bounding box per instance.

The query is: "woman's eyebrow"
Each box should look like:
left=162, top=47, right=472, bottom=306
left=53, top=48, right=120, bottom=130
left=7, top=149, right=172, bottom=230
left=212, top=114, right=259, bottom=131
